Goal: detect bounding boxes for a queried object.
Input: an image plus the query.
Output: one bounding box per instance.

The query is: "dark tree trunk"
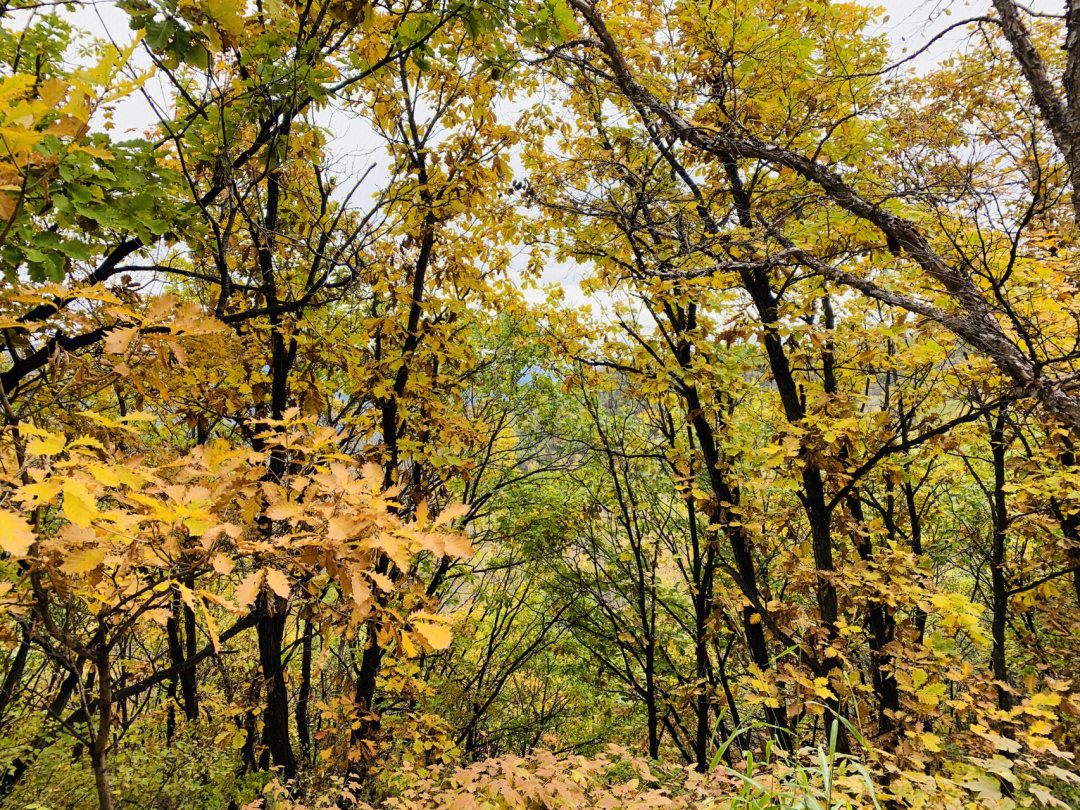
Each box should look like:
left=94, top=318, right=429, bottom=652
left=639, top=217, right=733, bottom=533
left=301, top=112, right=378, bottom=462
left=257, top=591, right=296, bottom=780
left=181, top=572, right=199, bottom=721
left=847, top=491, right=900, bottom=733
left=686, top=494, right=715, bottom=772
left=989, top=413, right=1013, bottom=712
left=0, top=622, right=31, bottom=731
left=296, top=614, right=313, bottom=760
left=349, top=621, right=384, bottom=761
left=166, top=588, right=182, bottom=741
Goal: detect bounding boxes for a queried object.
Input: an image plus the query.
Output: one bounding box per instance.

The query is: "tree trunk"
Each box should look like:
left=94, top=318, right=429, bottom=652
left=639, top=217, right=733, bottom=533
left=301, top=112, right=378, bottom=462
left=166, top=587, right=183, bottom=741
left=257, top=591, right=296, bottom=779
left=0, top=622, right=31, bottom=730
left=847, top=491, right=900, bottom=734
left=90, top=647, right=115, bottom=810
left=296, top=613, right=312, bottom=760
left=989, top=414, right=1013, bottom=712
left=181, top=572, right=199, bottom=721
left=350, top=616, right=384, bottom=751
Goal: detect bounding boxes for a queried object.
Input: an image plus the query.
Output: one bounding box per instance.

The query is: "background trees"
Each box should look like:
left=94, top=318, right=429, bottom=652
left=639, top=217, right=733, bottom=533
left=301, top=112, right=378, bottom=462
left=2, top=1, right=1080, bottom=809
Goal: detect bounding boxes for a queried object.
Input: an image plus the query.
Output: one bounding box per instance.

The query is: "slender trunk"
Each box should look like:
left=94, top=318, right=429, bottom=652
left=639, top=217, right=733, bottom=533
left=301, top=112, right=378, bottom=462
left=899, top=399, right=928, bottom=643
left=990, top=414, right=1013, bottom=712
left=166, top=587, right=183, bottom=741
left=713, top=639, right=745, bottom=756
left=90, top=645, right=115, bottom=810
left=747, top=277, right=846, bottom=752
left=350, top=621, right=384, bottom=761
left=257, top=591, right=296, bottom=779
left=849, top=345, right=898, bottom=735
left=90, top=741, right=114, bottom=810
left=181, top=572, right=198, bottom=721
left=296, top=613, right=313, bottom=760
left=1052, top=446, right=1080, bottom=609
left=848, top=491, right=900, bottom=733
left=687, top=495, right=713, bottom=771
left=0, top=622, right=31, bottom=730
left=694, top=602, right=709, bottom=767
left=239, top=706, right=259, bottom=774
left=988, top=412, right=1016, bottom=801
left=686, top=394, right=791, bottom=747
left=253, top=307, right=298, bottom=776
left=693, top=614, right=709, bottom=770
left=645, top=641, right=659, bottom=759
left=177, top=426, right=206, bottom=727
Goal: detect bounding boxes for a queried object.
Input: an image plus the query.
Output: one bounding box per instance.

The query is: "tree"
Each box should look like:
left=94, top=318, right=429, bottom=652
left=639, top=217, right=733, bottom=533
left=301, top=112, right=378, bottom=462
left=3, top=2, right=1080, bottom=808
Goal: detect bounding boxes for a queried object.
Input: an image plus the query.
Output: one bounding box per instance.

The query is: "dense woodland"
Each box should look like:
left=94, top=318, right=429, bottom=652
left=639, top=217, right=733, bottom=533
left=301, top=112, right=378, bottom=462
left=4, top=0, right=1080, bottom=808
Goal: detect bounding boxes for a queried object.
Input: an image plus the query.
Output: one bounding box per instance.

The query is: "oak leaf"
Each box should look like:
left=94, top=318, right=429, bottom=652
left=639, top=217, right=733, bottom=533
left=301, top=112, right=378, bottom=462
left=0, top=508, right=35, bottom=556
left=235, top=570, right=263, bottom=611
left=265, top=568, right=290, bottom=599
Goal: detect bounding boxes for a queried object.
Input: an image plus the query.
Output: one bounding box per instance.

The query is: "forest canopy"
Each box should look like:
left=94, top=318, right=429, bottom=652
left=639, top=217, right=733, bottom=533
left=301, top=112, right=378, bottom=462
left=2, top=0, right=1080, bottom=808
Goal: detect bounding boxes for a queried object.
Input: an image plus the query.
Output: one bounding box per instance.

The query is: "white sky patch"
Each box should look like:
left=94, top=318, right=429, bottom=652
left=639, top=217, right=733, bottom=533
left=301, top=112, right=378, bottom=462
left=49, top=2, right=1067, bottom=315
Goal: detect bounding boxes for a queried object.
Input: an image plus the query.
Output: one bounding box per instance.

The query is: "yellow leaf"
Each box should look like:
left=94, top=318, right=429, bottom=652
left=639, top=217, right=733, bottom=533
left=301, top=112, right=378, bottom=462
left=62, top=479, right=97, bottom=527
left=349, top=572, right=372, bottom=611
left=0, top=191, right=17, bottom=223
left=211, top=554, right=234, bottom=575
left=374, top=532, right=409, bottom=571
left=104, top=325, right=138, bottom=355
left=16, top=479, right=61, bottom=508
left=201, top=602, right=220, bottom=653
left=443, top=531, right=474, bottom=558
left=916, top=682, right=946, bottom=707
left=70, top=144, right=113, bottom=160
left=87, top=464, right=121, bottom=488
left=0, top=74, right=35, bottom=103
left=367, top=569, right=394, bottom=593
left=23, top=426, right=66, bottom=456
left=178, top=583, right=198, bottom=615
left=920, top=732, right=942, bottom=753
left=205, top=0, right=245, bottom=38
left=235, top=570, right=262, bottom=610
left=328, top=514, right=362, bottom=542
left=1031, top=786, right=1071, bottom=810
left=399, top=633, right=419, bottom=658
left=434, top=502, right=470, bottom=526
left=266, top=501, right=298, bottom=521
left=69, top=436, right=107, bottom=453
left=143, top=608, right=173, bottom=626
left=413, top=619, right=452, bottom=651
left=812, top=677, right=833, bottom=699
left=59, top=544, right=105, bottom=575
left=265, top=568, right=290, bottom=599
left=0, top=508, right=35, bottom=556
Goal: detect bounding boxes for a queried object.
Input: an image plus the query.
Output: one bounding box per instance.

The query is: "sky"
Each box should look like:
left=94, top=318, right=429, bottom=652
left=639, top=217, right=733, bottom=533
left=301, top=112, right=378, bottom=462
left=536, top=0, right=1067, bottom=306
left=60, top=0, right=1067, bottom=308
left=82, top=1, right=1066, bottom=149
left=874, top=0, right=1058, bottom=64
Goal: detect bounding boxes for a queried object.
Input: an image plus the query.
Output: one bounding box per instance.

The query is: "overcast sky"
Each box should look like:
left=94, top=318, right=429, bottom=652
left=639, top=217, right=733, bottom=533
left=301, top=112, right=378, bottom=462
left=875, top=0, right=1057, bottom=63
left=73, top=1, right=1067, bottom=306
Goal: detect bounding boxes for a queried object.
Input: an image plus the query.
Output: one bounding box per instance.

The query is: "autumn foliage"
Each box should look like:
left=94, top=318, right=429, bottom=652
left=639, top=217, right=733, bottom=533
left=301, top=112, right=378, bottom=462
left=3, top=1, right=1080, bottom=809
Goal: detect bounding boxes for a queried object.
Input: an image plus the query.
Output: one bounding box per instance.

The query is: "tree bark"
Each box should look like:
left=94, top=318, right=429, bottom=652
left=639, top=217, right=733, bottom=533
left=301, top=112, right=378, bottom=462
left=89, top=644, right=115, bottom=810
left=989, top=413, right=1013, bottom=712
left=565, top=0, right=1080, bottom=433
left=257, top=591, right=297, bottom=780
left=296, top=613, right=313, bottom=760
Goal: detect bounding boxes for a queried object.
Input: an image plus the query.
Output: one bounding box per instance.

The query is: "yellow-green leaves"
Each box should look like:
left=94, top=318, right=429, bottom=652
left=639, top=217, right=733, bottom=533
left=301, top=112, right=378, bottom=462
left=204, top=0, right=245, bottom=40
